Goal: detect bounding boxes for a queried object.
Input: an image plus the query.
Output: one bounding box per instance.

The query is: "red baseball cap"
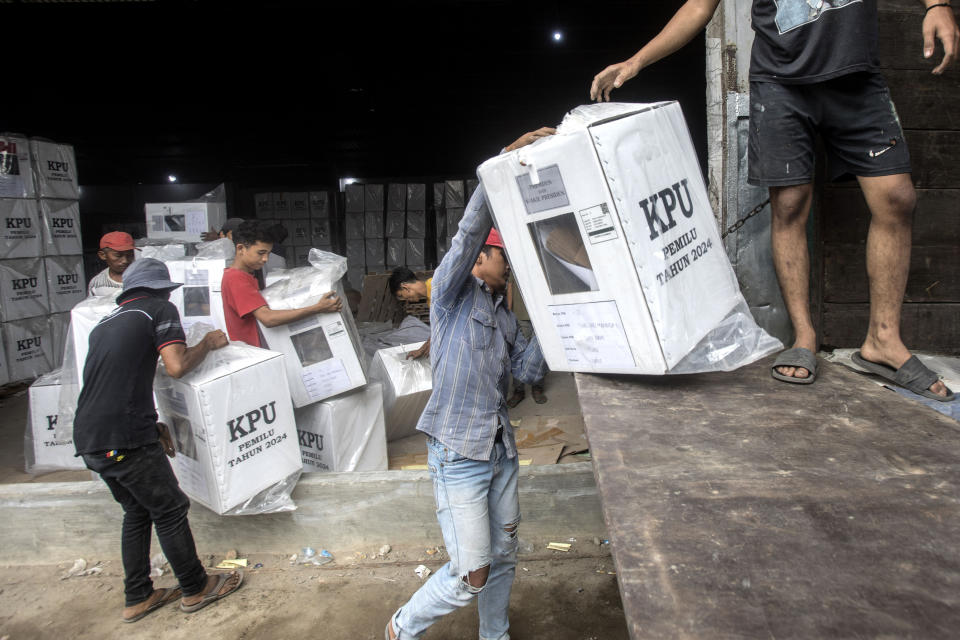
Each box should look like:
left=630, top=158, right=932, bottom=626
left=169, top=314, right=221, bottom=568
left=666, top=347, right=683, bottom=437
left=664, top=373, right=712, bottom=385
left=100, top=231, right=135, bottom=251
left=485, top=228, right=504, bottom=249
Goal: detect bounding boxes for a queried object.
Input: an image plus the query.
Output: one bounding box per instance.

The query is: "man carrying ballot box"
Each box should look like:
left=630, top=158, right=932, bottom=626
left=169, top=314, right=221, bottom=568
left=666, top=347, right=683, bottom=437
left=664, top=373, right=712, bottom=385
left=386, top=128, right=552, bottom=640
left=221, top=220, right=342, bottom=347
left=72, top=258, right=243, bottom=622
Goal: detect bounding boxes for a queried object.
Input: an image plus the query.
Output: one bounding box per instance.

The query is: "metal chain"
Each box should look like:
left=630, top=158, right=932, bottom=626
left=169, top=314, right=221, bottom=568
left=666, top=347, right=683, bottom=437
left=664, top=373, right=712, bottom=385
left=721, top=198, right=770, bottom=239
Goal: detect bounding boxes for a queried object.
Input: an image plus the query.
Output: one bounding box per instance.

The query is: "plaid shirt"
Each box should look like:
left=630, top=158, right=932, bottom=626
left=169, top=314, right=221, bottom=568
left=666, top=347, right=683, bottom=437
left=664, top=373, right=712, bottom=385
left=416, top=185, right=547, bottom=460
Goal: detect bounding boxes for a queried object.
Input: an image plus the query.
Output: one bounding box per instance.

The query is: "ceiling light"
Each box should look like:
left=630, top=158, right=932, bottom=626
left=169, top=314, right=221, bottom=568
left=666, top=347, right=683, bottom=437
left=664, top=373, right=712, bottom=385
left=167, top=174, right=177, bottom=183
left=552, top=31, right=563, bottom=42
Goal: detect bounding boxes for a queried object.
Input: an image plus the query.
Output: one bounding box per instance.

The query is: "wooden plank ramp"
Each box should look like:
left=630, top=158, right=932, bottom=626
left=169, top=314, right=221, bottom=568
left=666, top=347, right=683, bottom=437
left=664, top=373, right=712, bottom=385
left=575, top=356, right=960, bottom=639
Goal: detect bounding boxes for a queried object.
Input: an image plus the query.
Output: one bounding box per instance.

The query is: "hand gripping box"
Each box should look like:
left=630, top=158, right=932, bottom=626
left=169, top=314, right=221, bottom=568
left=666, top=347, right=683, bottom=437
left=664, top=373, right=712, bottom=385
left=0, top=199, right=43, bottom=259
left=3, top=314, right=54, bottom=381
left=478, top=102, right=778, bottom=374
left=294, top=382, right=388, bottom=473
left=258, top=249, right=366, bottom=407
left=167, top=257, right=229, bottom=333
left=368, top=343, right=432, bottom=442
left=25, top=369, right=85, bottom=473
left=145, top=202, right=227, bottom=242
left=0, top=257, right=49, bottom=322
left=0, top=134, right=35, bottom=198
left=40, top=199, right=83, bottom=256
left=45, top=255, right=86, bottom=313
left=154, top=343, right=302, bottom=515
left=30, top=139, right=79, bottom=200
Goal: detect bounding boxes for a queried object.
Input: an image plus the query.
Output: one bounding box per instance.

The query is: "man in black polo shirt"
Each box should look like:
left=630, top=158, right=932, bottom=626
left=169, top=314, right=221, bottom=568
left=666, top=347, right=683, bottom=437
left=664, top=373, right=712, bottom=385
left=73, top=258, right=243, bottom=622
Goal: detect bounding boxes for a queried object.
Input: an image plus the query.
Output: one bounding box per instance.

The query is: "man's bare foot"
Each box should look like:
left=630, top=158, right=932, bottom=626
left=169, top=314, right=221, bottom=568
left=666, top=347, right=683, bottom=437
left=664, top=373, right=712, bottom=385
left=859, top=338, right=949, bottom=397
left=775, top=335, right=817, bottom=380
left=181, top=571, right=242, bottom=608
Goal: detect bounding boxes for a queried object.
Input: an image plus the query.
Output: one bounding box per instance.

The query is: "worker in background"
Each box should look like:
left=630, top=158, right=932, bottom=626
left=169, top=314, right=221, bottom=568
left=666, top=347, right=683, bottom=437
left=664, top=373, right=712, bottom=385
left=72, top=258, right=242, bottom=622
left=389, top=266, right=433, bottom=359
left=201, top=217, right=245, bottom=242
left=87, top=231, right=135, bottom=297
left=386, top=126, right=553, bottom=640
left=220, top=220, right=341, bottom=348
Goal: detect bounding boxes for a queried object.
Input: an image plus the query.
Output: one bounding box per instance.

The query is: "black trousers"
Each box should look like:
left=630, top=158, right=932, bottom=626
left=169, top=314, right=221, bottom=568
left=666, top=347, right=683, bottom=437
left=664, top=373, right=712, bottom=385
left=83, top=441, right=207, bottom=605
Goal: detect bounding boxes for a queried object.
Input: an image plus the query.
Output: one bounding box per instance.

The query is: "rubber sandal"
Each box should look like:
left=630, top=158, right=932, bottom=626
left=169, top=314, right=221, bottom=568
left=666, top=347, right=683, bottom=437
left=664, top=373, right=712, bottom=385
left=532, top=386, right=547, bottom=404
left=179, top=570, right=244, bottom=613
left=506, top=389, right=525, bottom=408
left=851, top=352, right=955, bottom=402
left=771, top=347, right=817, bottom=385
left=122, top=586, right=182, bottom=623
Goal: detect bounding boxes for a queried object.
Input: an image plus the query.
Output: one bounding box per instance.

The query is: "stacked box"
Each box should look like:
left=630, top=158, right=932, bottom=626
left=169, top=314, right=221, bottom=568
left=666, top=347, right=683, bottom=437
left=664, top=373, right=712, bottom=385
left=48, top=311, right=69, bottom=368
left=0, top=258, right=49, bottom=321
left=309, top=191, right=330, bottom=217
left=273, top=192, right=291, bottom=218
left=310, top=218, right=332, bottom=246
left=478, top=102, right=770, bottom=374
left=294, top=382, right=388, bottom=473
left=0, top=199, right=43, bottom=259
left=41, top=199, right=83, bottom=255
left=406, top=239, right=426, bottom=270
left=386, top=238, right=405, bottom=267
left=154, top=344, right=302, bottom=515
left=345, top=183, right=364, bottom=213
left=466, top=178, right=480, bottom=200
left=167, top=257, right=229, bottom=333
left=24, top=369, right=85, bottom=473
left=406, top=210, right=426, bottom=239
left=407, top=183, right=426, bottom=210
left=445, top=180, right=465, bottom=208
left=3, top=314, right=54, bottom=381
left=0, top=134, right=35, bottom=199
left=364, top=210, right=384, bottom=238
left=254, top=192, right=274, bottom=219
left=388, top=183, right=406, bottom=212
left=257, top=261, right=366, bottom=407
left=144, top=201, right=226, bottom=243
left=385, top=210, right=405, bottom=238
left=284, top=219, right=311, bottom=246
left=446, top=207, right=465, bottom=236
left=346, top=239, right=364, bottom=269
left=290, top=192, right=310, bottom=219
left=368, top=343, right=432, bottom=441
left=293, top=246, right=312, bottom=268
left=345, top=213, right=364, bottom=240
left=365, top=239, right=385, bottom=271
left=364, top=183, right=384, bottom=212
left=30, top=140, right=79, bottom=200
left=44, top=255, right=85, bottom=313
left=345, top=268, right=364, bottom=292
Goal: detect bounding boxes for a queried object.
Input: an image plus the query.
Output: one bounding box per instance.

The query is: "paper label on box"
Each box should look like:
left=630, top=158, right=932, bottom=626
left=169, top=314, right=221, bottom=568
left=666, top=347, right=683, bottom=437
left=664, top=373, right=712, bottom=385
left=515, top=164, right=569, bottom=215
left=579, top=203, right=618, bottom=244
left=185, top=209, right=209, bottom=235
left=550, top=301, right=635, bottom=368
left=301, top=359, right=351, bottom=400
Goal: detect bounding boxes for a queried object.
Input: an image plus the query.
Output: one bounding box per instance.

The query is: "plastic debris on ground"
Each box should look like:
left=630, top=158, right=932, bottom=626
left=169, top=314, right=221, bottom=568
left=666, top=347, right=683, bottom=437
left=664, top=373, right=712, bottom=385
left=415, top=565, right=431, bottom=579
left=216, top=558, right=248, bottom=569
left=149, top=553, right=167, bottom=578
left=378, top=544, right=392, bottom=558
left=61, top=558, right=103, bottom=579
left=292, top=547, right=334, bottom=566
left=547, top=542, right=572, bottom=552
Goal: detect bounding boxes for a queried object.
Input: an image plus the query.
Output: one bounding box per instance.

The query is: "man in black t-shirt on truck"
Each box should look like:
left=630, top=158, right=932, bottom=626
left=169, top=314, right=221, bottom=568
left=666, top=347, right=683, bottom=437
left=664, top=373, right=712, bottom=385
left=590, top=0, right=956, bottom=401
left=73, top=258, right=243, bottom=623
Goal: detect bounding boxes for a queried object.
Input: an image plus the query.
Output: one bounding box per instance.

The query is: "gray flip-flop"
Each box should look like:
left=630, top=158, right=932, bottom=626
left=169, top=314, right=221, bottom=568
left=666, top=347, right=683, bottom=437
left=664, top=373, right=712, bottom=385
left=771, top=347, right=817, bottom=385
left=851, top=352, right=956, bottom=402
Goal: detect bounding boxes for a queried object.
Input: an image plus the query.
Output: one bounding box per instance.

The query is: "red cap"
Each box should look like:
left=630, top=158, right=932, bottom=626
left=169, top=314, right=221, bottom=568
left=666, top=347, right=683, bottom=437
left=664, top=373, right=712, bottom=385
left=100, top=231, right=135, bottom=251
left=485, top=228, right=504, bottom=249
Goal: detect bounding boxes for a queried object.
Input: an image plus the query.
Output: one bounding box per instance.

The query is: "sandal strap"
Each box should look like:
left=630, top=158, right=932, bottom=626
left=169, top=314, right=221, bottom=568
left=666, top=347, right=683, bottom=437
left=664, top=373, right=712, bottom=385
left=892, top=356, right=939, bottom=394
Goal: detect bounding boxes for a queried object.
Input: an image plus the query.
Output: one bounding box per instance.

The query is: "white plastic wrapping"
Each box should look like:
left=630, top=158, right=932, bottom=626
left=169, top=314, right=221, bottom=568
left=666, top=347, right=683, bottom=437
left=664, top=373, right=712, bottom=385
left=137, top=242, right=186, bottom=261
left=145, top=202, right=226, bottom=242
left=3, top=314, right=54, bottom=382
left=48, top=311, right=69, bottom=368
left=345, top=213, right=364, bottom=240
left=406, top=239, right=425, bottom=268
left=0, top=257, right=49, bottom=321
left=0, top=198, right=43, bottom=258
left=44, top=255, right=85, bottom=313
left=365, top=210, right=384, bottom=238
left=387, top=239, right=405, bottom=267
left=385, top=210, right=405, bottom=238
left=290, top=192, right=310, bottom=219
left=194, top=237, right=234, bottom=261
left=167, top=256, right=229, bottom=333
left=293, top=247, right=311, bottom=268
left=0, top=134, right=35, bottom=198
left=153, top=342, right=301, bottom=515
left=406, top=210, right=426, bottom=239
left=478, top=101, right=781, bottom=374
left=255, top=192, right=274, bottom=219
left=294, top=382, right=388, bottom=473
left=257, top=250, right=366, bottom=407
left=24, top=369, right=85, bottom=473
left=40, top=199, right=82, bottom=256
left=30, top=139, right=79, bottom=199
left=368, top=342, right=433, bottom=442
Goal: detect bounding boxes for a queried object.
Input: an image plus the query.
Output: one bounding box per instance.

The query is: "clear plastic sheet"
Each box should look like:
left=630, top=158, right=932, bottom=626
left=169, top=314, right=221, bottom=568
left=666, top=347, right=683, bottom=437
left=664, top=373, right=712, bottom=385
left=388, top=183, right=407, bottom=212
left=405, top=239, right=425, bottom=267
left=194, top=237, right=235, bottom=260
left=294, top=382, right=388, bottom=472
left=407, top=183, right=426, bottom=210
left=358, top=316, right=431, bottom=366
left=30, top=138, right=79, bottom=200
left=0, top=257, right=50, bottom=321
left=387, top=239, right=405, bottom=267
left=0, top=132, right=35, bottom=198
left=40, top=199, right=83, bottom=256
left=3, top=314, right=54, bottom=382
left=444, top=180, right=465, bottom=207
left=406, top=210, right=426, bottom=239
left=364, top=210, right=384, bottom=238
left=24, top=368, right=85, bottom=473
left=385, top=211, right=405, bottom=239
left=369, top=342, right=433, bottom=441
left=44, top=255, right=85, bottom=313
left=137, top=240, right=187, bottom=261
left=153, top=342, right=301, bottom=515
left=166, top=254, right=230, bottom=333
left=0, top=198, right=42, bottom=259
left=669, top=299, right=782, bottom=373
left=48, top=312, right=70, bottom=368
left=364, top=184, right=384, bottom=212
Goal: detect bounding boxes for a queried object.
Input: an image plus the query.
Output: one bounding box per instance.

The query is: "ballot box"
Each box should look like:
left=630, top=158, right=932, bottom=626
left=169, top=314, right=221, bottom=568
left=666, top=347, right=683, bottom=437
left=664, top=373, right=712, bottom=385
left=0, top=134, right=35, bottom=198
left=30, top=139, right=79, bottom=199
left=294, top=382, right=388, bottom=473
left=167, top=257, right=228, bottom=333
left=0, top=257, right=49, bottom=321
left=258, top=250, right=366, bottom=407
left=40, top=199, right=83, bottom=256
left=478, top=102, right=779, bottom=375
left=24, top=369, right=85, bottom=473
left=368, top=342, right=432, bottom=442
left=145, top=202, right=227, bottom=242
left=154, top=343, right=301, bottom=515
left=0, top=199, right=43, bottom=259
left=2, top=314, right=54, bottom=381
left=44, top=255, right=85, bottom=313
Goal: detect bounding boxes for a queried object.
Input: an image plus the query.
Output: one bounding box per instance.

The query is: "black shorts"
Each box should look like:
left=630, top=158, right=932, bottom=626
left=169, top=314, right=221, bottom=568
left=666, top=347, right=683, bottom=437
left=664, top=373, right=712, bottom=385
left=748, top=72, right=911, bottom=187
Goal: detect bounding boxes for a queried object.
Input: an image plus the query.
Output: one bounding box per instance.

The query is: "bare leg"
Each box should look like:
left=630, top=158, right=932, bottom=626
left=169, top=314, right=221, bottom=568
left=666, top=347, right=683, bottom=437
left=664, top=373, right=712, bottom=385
left=770, top=184, right=817, bottom=379
left=855, top=174, right=948, bottom=397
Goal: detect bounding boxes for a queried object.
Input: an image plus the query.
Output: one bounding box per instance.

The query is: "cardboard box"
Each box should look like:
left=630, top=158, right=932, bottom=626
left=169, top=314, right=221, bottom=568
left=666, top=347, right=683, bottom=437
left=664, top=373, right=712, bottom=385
left=289, top=192, right=310, bottom=219
left=273, top=192, right=291, bottom=219
left=0, top=199, right=42, bottom=259
left=385, top=210, right=405, bottom=239
left=345, top=267, right=364, bottom=292
left=368, top=343, right=432, bottom=441
left=254, top=193, right=274, bottom=219
left=258, top=265, right=366, bottom=407
left=3, top=314, right=54, bottom=381
left=167, top=258, right=229, bottom=333
left=345, top=213, right=364, bottom=240
left=48, top=311, right=69, bottom=368
left=365, top=239, right=385, bottom=270
left=41, top=199, right=83, bottom=256
left=286, top=219, right=311, bottom=246
left=0, top=258, right=49, bottom=321
left=294, top=382, right=388, bottom=472
left=364, top=183, right=384, bottom=212
left=406, top=239, right=425, bottom=267
left=478, top=102, right=743, bottom=374
left=432, top=182, right=444, bottom=208
left=145, top=202, right=226, bottom=243
left=25, top=370, right=85, bottom=473
left=154, top=344, right=302, bottom=515
left=388, top=183, right=406, bottom=212
left=309, top=191, right=329, bottom=217
left=0, top=134, right=35, bottom=198
left=293, top=246, right=312, bottom=268
left=407, top=183, right=426, bottom=210
left=466, top=178, right=480, bottom=200
left=386, top=238, right=405, bottom=267
left=346, top=240, right=364, bottom=269
left=44, top=255, right=85, bottom=313
left=446, top=207, right=464, bottom=233
left=406, top=210, right=426, bottom=239
left=310, top=218, right=331, bottom=246
left=345, top=183, right=364, bottom=213
left=445, top=180, right=465, bottom=207
left=0, top=330, right=9, bottom=385
left=30, top=139, right=79, bottom=200
left=364, top=210, right=384, bottom=238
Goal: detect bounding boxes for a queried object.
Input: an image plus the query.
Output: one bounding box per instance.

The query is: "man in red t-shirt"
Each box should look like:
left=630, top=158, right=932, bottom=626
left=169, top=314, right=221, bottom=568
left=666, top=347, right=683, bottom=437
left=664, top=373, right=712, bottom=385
left=221, top=221, right=342, bottom=347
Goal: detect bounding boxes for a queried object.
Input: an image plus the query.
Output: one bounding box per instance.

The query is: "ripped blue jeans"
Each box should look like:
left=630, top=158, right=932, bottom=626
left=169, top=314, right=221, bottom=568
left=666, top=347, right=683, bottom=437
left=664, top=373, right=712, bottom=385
left=392, top=434, right=520, bottom=640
